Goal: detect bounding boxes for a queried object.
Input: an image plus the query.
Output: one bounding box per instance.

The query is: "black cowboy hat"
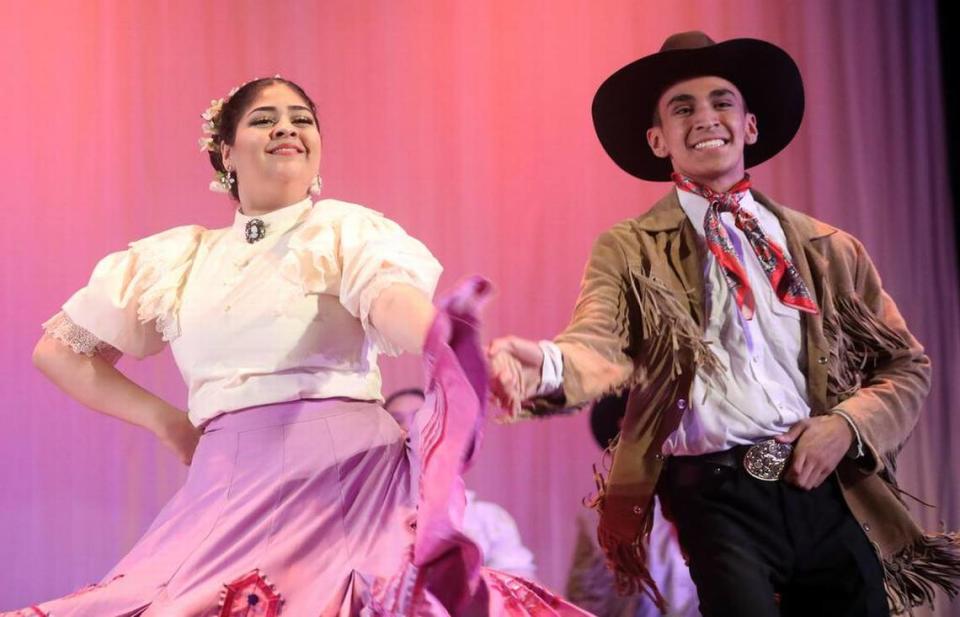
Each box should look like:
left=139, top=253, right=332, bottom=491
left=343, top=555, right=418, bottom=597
left=592, top=31, right=804, bottom=182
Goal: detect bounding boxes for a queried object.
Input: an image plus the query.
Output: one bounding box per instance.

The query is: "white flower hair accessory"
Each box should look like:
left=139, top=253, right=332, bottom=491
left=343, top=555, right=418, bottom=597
left=198, top=86, right=240, bottom=153
left=200, top=75, right=281, bottom=193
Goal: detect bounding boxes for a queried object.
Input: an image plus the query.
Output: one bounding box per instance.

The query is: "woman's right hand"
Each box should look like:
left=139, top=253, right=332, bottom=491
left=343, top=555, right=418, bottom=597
left=486, top=336, right=544, bottom=419
left=153, top=410, right=202, bottom=466
left=34, top=334, right=202, bottom=464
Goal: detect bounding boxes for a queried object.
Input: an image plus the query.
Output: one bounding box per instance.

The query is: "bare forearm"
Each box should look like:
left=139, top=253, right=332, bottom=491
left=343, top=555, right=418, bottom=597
left=32, top=334, right=182, bottom=434
left=369, top=283, right=437, bottom=355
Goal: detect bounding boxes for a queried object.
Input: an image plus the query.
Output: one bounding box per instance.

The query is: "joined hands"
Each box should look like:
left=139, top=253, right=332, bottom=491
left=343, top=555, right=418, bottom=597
left=486, top=336, right=544, bottom=421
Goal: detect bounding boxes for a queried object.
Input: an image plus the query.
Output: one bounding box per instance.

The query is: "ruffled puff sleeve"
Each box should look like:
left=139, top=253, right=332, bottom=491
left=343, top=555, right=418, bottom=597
left=282, top=200, right=443, bottom=356
left=44, top=225, right=205, bottom=361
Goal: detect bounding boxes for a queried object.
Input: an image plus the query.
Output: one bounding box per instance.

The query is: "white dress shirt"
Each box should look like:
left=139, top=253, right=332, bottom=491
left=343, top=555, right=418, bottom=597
left=661, top=187, right=810, bottom=455
left=52, top=198, right=442, bottom=427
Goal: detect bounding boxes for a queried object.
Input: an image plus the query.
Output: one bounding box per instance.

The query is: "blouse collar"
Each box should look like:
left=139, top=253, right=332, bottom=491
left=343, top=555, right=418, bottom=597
left=232, top=197, right=314, bottom=243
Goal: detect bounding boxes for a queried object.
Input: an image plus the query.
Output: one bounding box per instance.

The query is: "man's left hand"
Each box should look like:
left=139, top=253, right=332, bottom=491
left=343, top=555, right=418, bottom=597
left=775, top=415, right=854, bottom=490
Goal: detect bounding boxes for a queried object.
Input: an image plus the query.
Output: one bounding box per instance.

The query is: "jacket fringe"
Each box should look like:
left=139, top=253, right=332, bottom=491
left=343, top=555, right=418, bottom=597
left=884, top=532, right=960, bottom=615
left=825, top=293, right=959, bottom=614
left=579, top=269, right=720, bottom=613
left=595, top=510, right=667, bottom=613
left=627, top=269, right=720, bottom=378
left=586, top=444, right=667, bottom=613
left=824, top=294, right=910, bottom=402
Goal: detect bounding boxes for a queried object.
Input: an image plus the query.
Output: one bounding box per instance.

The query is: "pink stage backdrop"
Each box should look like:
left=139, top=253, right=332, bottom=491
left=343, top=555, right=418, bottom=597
left=1, top=1, right=957, bottom=614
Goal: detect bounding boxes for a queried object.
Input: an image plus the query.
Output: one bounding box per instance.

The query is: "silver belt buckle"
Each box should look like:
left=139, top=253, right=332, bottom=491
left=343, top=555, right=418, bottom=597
left=742, top=439, right=792, bottom=481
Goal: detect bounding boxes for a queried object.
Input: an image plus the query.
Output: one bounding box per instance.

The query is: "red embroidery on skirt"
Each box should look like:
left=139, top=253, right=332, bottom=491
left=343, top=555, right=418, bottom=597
left=217, top=569, right=282, bottom=617
left=62, top=574, right=125, bottom=599
left=1, top=575, right=125, bottom=616
left=2, top=607, right=47, bottom=617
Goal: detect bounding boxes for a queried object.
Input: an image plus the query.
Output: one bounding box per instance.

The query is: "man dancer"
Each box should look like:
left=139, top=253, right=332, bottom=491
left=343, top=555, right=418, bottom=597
left=489, top=32, right=959, bottom=616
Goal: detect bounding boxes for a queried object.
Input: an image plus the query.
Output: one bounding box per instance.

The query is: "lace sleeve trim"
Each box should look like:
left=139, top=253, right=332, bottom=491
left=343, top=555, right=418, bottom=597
left=42, top=311, right=123, bottom=365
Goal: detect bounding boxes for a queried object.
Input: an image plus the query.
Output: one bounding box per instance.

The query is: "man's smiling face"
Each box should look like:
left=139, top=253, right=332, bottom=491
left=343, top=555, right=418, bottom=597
left=645, top=76, right=758, bottom=191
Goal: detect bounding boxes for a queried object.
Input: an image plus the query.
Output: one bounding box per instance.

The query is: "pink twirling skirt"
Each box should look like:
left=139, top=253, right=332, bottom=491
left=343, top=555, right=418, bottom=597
left=3, top=279, right=591, bottom=617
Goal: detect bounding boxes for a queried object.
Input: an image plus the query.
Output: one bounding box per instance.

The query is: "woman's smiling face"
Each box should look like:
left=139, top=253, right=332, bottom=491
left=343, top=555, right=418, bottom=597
left=221, top=83, right=322, bottom=205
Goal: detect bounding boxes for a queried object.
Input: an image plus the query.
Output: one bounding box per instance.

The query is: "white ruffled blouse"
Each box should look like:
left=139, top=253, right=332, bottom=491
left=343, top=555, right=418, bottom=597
left=43, top=198, right=442, bottom=427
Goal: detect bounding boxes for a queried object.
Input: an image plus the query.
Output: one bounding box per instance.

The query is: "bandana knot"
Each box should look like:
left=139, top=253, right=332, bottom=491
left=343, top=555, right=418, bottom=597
left=672, top=172, right=818, bottom=319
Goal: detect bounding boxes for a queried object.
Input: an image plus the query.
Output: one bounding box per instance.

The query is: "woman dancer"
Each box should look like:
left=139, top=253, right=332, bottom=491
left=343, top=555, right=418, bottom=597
left=4, top=77, right=587, bottom=616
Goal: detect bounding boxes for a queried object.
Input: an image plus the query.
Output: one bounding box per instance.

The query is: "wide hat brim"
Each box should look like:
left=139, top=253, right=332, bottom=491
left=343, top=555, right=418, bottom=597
left=592, top=36, right=804, bottom=181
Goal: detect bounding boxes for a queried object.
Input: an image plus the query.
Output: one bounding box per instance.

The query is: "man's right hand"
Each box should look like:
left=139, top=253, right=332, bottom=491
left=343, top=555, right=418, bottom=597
left=486, top=336, right=544, bottom=420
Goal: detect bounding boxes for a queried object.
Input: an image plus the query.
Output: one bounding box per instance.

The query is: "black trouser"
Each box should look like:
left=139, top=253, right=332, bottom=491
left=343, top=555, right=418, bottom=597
left=658, top=455, right=888, bottom=617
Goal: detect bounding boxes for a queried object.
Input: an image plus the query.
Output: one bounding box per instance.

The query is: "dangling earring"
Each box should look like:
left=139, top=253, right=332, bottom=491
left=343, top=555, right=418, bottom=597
left=309, top=175, right=323, bottom=197
left=210, top=168, right=236, bottom=194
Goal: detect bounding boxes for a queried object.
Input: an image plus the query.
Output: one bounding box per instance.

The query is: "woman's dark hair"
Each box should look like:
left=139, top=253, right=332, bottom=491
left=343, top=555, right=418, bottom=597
left=207, top=77, right=318, bottom=201
left=384, top=388, right=426, bottom=412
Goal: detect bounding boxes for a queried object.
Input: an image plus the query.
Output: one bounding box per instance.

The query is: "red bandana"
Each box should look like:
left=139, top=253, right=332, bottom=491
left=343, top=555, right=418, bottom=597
left=672, top=173, right=819, bottom=319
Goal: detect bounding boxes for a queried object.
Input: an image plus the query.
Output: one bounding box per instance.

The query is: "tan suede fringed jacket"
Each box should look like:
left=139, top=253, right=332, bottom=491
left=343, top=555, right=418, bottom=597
left=532, top=189, right=959, bottom=614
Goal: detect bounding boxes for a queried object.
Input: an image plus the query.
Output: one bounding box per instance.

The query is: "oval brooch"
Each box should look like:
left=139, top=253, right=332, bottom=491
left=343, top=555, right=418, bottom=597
left=245, top=218, right=266, bottom=244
